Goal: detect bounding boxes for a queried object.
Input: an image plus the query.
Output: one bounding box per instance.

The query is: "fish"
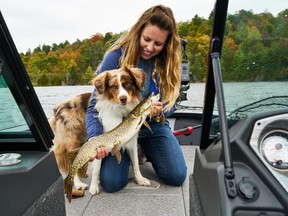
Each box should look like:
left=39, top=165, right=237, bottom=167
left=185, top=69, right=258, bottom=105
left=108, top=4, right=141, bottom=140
left=64, top=92, right=160, bottom=203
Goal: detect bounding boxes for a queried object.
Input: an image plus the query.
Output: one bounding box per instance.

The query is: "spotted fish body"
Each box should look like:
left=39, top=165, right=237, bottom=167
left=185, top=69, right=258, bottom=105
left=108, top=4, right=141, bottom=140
left=64, top=93, right=160, bottom=203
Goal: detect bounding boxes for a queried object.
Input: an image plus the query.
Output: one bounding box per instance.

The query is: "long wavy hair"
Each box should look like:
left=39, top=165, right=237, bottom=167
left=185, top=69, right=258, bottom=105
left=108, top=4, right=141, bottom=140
left=100, top=5, right=181, bottom=111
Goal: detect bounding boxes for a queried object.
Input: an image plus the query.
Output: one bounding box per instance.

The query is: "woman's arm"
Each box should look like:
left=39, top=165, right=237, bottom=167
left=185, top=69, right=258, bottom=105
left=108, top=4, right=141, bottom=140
left=85, top=89, right=103, bottom=140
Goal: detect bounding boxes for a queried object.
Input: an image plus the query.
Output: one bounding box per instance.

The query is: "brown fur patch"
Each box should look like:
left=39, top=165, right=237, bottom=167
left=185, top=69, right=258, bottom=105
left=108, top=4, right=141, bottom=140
left=49, top=92, right=92, bottom=173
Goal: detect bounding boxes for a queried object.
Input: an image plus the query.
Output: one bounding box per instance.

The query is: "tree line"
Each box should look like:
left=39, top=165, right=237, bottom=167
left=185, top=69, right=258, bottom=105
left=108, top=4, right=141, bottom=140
left=19, top=9, right=288, bottom=86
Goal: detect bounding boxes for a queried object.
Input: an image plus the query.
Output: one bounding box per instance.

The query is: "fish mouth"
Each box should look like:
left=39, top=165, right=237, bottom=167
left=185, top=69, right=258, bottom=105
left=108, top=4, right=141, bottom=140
left=152, top=94, right=160, bottom=103
left=141, top=93, right=160, bottom=113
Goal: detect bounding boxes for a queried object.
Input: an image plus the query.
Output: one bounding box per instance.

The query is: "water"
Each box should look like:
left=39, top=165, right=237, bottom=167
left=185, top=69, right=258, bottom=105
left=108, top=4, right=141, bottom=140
left=35, top=85, right=95, bottom=117
left=34, top=83, right=206, bottom=118
left=1, top=82, right=287, bottom=132
left=0, top=88, right=28, bottom=131
left=34, top=82, right=288, bottom=118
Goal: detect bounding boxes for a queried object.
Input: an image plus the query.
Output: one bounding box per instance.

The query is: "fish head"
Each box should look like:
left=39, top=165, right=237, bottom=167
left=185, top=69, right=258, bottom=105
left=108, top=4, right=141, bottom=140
left=152, top=93, right=160, bottom=103
left=141, top=92, right=161, bottom=117
left=132, top=92, right=158, bottom=117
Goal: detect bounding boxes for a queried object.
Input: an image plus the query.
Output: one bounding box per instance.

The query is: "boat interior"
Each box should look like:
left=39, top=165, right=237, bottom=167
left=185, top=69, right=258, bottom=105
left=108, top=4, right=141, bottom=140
left=0, top=0, right=287, bottom=215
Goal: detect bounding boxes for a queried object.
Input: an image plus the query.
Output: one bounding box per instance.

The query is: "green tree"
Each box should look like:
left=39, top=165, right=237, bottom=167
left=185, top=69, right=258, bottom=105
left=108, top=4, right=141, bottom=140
left=37, top=73, right=49, bottom=86
left=84, top=66, right=94, bottom=83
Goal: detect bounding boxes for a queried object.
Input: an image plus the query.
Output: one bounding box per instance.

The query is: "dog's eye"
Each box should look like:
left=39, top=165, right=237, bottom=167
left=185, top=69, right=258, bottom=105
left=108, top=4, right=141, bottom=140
left=125, top=82, right=132, bottom=88
left=111, top=86, right=117, bottom=92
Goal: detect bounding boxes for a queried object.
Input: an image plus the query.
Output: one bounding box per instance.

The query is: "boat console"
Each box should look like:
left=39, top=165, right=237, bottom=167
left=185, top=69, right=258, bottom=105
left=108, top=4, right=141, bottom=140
left=190, top=0, right=288, bottom=215
left=192, top=110, right=288, bottom=216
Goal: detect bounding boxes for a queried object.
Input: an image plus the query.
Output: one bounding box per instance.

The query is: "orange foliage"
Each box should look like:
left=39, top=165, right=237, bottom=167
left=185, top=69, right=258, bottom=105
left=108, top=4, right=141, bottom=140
left=90, top=33, right=103, bottom=42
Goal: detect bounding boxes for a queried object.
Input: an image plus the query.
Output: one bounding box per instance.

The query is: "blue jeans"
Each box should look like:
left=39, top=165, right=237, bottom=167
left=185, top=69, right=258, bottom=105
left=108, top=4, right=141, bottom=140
left=99, top=119, right=187, bottom=193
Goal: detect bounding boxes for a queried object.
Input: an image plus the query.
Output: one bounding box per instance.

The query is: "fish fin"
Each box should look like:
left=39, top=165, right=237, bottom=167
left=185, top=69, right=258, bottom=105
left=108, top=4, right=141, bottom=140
left=149, top=113, right=153, bottom=121
left=144, top=121, right=153, bottom=133
left=111, top=145, right=122, bottom=164
left=64, top=178, right=73, bottom=203
left=160, top=113, right=165, bottom=125
left=78, top=162, right=88, bottom=178
left=155, top=115, right=161, bottom=122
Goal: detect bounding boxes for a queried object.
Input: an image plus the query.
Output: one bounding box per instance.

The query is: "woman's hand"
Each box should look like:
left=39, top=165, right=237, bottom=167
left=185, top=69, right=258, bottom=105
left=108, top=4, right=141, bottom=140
left=89, top=147, right=109, bottom=161
left=151, top=101, right=163, bottom=117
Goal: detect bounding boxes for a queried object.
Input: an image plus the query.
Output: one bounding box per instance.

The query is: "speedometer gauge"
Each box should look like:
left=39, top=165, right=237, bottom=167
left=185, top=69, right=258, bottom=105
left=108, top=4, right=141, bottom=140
left=259, top=130, right=288, bottom=171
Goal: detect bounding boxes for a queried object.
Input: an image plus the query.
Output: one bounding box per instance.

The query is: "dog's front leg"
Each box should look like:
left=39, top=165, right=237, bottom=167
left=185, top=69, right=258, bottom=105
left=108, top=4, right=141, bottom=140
left=89, top=159, right=102, bottom=195
left=74, top=174, right=88, bottom=190
left=126, top=136, right=151, bottom=186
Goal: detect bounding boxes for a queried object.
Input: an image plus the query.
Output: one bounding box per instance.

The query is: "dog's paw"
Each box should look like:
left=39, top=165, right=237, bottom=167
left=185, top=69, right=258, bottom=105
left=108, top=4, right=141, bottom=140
left=74, top=175, right=88, bottom=190
left=89, top=184, right=100, bottom=195
left=135, top=176, right=151, bottom=186
left=74, top=181, right=88, bottom=190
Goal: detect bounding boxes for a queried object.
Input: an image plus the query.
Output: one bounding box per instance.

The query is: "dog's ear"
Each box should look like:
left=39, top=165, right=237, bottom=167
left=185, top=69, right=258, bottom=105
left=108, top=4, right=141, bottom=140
left=127, top=67, right=147, bottom=91
left=92, top=72, right=109, bottom=95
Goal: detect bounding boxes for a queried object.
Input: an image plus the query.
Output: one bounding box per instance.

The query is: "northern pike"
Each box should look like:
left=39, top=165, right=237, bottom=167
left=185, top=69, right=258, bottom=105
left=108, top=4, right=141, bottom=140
left=64, top=93, right=160, bottom=203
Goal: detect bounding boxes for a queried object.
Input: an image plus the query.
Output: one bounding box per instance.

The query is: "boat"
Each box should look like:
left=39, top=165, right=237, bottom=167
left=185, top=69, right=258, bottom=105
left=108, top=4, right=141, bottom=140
left=0, top=0, right=287, bottom=215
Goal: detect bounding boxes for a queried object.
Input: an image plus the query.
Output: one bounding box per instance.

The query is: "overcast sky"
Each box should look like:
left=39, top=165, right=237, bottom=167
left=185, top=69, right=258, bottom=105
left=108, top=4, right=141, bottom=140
left=1, top=0, right=287, bottom=53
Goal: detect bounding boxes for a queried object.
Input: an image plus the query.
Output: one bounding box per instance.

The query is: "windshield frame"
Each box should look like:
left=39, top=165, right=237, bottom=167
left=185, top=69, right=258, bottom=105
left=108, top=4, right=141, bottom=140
left=200, top=0, right=229, bottom=149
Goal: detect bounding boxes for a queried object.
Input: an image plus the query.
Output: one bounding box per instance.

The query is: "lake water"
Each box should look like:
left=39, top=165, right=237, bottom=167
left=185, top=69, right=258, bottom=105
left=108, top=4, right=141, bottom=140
left=34, top=82, right=288, bottom=118
left=0, top=82, right=287, bottom=132
left=34, top=83, right=206, bottom=118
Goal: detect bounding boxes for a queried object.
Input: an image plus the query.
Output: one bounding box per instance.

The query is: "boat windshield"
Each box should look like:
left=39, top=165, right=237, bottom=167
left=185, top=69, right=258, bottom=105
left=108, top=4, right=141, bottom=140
left=0, top=75, right=31, bottom=134
left=0, top=11, right=53, bottom=150
left=210, top=0, right=288, bottom=136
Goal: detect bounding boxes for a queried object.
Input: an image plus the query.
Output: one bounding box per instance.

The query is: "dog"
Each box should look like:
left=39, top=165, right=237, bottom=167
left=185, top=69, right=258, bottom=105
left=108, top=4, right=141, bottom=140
left=49, top=67, right=150, bottom=195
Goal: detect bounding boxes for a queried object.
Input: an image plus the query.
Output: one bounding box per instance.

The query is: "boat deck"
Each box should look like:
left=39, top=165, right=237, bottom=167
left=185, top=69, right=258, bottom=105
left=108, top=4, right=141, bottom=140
left=65, top=146, right=196, bottom=216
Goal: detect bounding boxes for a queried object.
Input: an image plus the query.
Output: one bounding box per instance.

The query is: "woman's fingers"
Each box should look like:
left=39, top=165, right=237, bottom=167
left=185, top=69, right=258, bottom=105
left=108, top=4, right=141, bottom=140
left=152, top=101, right=163, bottom=117
left=89, top=147, right=109, bottom=161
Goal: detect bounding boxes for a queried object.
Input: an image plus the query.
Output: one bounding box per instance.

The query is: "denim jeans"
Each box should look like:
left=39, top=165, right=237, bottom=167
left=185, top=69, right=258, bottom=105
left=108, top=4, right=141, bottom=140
left=99, top=119, right=187, bottom=193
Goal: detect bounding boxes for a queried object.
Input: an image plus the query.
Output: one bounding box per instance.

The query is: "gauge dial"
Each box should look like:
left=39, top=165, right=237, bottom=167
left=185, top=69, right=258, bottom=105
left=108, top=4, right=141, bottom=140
left=260, top=130, right=288, bottom=171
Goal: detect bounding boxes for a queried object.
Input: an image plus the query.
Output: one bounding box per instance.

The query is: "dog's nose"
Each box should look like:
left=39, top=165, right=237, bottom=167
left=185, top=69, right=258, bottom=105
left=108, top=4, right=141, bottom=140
left=120, top=96, right=127, bottom=104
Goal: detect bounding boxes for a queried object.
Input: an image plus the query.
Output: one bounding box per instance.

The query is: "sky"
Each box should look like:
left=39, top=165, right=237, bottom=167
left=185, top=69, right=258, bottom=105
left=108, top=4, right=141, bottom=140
left=1, top=0, right=287, bottom=53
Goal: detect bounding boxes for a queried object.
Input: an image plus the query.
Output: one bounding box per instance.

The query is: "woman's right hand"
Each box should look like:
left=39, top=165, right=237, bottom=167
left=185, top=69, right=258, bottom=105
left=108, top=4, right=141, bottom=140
left=151, top=101, right=163, bottom=117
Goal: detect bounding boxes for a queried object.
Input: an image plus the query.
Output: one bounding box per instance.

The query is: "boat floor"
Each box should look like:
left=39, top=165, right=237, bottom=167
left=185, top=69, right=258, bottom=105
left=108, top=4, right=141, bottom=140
left=65, top=145, right=196, bottom=216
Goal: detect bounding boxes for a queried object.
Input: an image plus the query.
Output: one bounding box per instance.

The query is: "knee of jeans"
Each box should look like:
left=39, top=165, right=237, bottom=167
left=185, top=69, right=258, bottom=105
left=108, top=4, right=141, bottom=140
left=162, top=167, right=187, bottom=186
left=100, top=176, right=126, bottom=193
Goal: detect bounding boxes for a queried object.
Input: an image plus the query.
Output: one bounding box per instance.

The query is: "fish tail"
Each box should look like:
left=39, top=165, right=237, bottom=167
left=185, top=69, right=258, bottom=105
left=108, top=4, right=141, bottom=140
left=64, top=178, right=73, bottom=203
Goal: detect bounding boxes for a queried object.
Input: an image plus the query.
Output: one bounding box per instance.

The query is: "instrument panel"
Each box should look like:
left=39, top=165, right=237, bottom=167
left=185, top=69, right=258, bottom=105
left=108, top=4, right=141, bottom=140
left=250, top=113, right=288, bottom=193
left=260, top=129, right=288, bottom=171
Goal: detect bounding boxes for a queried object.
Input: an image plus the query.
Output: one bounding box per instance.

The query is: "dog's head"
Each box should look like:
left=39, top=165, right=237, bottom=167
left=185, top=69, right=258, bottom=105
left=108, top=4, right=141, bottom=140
left=92, top=67, right=146, bottom=106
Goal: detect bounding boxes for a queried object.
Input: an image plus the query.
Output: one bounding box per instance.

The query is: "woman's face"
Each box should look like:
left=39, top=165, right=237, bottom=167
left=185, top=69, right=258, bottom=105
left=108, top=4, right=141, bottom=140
left=140, top=24, right=169, bottom=60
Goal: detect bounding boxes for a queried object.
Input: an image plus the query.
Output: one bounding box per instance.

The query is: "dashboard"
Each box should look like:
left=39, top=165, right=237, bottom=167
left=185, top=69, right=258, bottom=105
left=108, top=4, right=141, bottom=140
left=249, top=113, right=288, bottom=193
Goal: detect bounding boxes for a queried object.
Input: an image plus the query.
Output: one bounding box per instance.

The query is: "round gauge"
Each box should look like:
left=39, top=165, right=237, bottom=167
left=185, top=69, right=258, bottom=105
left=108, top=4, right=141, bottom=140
left=259, top=130, right=288, bottom=171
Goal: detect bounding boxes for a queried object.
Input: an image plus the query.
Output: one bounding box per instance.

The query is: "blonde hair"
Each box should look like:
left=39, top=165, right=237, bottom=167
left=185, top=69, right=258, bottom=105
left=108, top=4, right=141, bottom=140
left=100, top=5, right=181, bottom=110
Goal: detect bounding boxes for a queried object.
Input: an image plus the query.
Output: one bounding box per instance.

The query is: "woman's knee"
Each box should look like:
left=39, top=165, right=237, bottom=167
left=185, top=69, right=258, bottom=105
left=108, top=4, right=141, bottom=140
left=160, top=166, right=187, bottom=186
left=99, top=152, right=130, bottom=193
left=100, top=175, right=127, bottom=193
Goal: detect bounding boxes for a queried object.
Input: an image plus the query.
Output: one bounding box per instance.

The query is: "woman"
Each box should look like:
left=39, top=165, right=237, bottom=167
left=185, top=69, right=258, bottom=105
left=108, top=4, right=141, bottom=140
left=86, top=4, right=187, bottom=192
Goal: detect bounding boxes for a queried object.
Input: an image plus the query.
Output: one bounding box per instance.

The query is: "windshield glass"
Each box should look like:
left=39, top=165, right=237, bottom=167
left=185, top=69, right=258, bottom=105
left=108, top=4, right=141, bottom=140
left=211, top=1, right=288, bottom=136
left=0, top=75, right=30, bottom=134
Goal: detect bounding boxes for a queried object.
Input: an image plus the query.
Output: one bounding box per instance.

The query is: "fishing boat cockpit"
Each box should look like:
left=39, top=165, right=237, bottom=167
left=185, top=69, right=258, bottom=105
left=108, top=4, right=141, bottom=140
left=0, top=0, right=287, bottom=215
